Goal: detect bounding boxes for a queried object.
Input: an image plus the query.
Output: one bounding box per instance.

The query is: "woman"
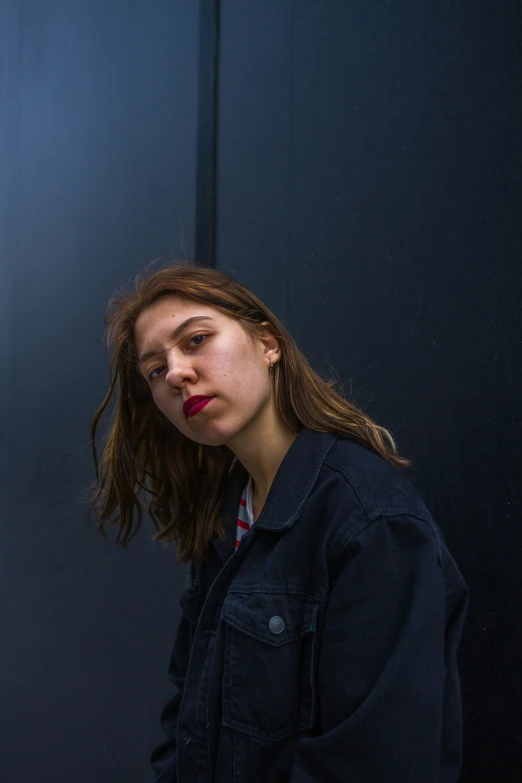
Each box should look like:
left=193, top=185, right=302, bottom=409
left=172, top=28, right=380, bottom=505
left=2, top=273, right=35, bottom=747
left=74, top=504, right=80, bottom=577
left=89, top=260, right=470, bottom=783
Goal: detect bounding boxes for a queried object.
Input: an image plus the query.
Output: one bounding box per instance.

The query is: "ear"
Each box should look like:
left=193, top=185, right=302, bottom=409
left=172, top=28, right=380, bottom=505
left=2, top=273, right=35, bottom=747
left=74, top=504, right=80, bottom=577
left=257, top=322, right=281, bottom=366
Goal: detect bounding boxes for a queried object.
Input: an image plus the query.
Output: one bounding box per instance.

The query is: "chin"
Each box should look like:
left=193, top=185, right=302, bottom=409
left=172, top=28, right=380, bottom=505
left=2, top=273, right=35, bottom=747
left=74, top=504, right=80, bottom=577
left=175, top=421, right=229, bottom=448
left=187, top=433, right=228, bottom=448
left=185, top=417, right=249, bottom=449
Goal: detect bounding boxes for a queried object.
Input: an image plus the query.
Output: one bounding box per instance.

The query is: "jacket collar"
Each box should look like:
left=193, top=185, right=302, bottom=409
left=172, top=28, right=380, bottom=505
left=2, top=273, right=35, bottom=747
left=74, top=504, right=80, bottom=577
left=213, top=427, right=337, bottom=563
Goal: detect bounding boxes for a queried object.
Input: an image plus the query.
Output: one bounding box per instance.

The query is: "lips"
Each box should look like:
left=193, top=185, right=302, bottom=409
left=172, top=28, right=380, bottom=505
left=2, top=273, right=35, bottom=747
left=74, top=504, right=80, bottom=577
left=183, top=395, right=214, bottom=418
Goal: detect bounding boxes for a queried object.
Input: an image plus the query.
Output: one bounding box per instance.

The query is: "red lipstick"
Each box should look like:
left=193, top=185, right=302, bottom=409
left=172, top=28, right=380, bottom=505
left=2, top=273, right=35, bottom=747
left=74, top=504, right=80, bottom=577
left=183, top=395, right=213, bottom=418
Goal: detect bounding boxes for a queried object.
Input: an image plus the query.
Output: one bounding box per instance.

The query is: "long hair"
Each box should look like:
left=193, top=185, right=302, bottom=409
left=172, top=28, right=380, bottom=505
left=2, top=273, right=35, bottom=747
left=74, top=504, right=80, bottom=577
left=87, top=259, right=410, bottom=563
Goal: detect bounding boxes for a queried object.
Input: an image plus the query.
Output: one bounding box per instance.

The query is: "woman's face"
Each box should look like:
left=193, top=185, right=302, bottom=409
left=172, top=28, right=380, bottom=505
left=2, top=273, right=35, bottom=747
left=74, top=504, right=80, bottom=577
left=134, top=295, right=279, bottom=447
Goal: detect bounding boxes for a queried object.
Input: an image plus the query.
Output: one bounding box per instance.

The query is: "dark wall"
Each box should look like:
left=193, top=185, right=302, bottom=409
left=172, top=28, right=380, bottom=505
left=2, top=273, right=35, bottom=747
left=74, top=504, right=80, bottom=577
left=0, top=2, right=198, bottom=782
left=215, top=2, right=521, bottom=781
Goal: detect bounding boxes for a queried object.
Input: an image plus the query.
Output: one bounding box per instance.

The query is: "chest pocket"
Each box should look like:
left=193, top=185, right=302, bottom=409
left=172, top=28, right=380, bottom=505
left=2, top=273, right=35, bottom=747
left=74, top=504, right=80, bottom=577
left=221, top=591, right=320, bottom=742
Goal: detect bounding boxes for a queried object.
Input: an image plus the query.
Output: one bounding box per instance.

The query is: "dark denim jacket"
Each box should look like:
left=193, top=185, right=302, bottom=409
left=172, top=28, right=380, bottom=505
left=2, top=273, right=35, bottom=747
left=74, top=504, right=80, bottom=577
left=151, top=427, right=470, bottom=783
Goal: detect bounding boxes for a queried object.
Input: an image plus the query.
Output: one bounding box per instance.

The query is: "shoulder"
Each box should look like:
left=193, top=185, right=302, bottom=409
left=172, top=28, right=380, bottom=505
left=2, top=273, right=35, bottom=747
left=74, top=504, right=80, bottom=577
left=322, top=435, right=430, bottom=521
left=311, top=435, right=443, bottom=565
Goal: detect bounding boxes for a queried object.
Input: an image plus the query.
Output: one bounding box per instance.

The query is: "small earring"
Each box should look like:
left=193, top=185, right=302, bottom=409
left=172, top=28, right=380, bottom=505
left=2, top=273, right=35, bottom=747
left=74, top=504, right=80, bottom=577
left=269, top=353, right=274, bottom=370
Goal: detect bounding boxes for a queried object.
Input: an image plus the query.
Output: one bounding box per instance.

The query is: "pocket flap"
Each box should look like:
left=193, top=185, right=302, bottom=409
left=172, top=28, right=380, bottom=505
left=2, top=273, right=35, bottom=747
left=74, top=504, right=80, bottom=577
left=221, top=592, right=318, bottom=647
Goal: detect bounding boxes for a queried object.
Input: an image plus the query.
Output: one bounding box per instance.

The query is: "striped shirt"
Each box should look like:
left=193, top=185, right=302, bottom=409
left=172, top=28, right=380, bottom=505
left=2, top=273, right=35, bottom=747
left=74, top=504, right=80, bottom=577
left=235, top=473, right=254, bottom=548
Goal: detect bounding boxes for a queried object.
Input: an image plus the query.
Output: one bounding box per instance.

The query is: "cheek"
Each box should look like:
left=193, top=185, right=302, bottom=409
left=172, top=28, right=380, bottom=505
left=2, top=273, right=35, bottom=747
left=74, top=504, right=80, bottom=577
left=214, top=345, right=265, bottom=391
left=152, top=392, right=175, bottom=422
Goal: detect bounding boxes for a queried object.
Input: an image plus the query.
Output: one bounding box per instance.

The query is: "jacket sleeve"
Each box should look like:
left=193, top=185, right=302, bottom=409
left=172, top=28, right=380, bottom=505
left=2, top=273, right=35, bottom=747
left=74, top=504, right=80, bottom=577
left=288, top=513, right=469, bottom=783
left=150, top=606, right=194, bottom=782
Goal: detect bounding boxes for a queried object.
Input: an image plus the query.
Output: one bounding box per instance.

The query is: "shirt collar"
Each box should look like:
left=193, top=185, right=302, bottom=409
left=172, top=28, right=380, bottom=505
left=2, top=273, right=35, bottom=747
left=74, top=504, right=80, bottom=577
left=213, top=426, right=337, bottom=562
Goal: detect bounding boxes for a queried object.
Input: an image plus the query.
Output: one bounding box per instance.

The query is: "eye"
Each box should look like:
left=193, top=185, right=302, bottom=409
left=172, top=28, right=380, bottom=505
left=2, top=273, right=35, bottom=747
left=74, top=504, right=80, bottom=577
left=147, top=365, right=165, bottom=381
left=187, top=332, right=209, bottom=349
left=146, top=333, right=210, bottom=382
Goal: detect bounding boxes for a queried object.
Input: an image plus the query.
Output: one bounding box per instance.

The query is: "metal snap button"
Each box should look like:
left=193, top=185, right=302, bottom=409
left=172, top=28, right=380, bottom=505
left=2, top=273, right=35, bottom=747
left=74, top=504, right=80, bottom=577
left=268, top=615, right=285, bottom=634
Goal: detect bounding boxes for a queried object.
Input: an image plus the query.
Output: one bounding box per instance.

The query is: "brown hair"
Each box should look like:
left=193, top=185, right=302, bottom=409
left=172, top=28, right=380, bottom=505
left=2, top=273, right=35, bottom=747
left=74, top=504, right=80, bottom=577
left=87, top=259, right=410, bottom=563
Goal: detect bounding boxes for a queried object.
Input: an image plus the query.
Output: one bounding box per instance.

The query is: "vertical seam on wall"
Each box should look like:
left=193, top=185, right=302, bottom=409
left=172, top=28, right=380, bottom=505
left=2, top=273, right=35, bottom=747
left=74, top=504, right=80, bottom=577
left=0, top=0, right=18, bottom=649
left=286, top=0, right=295, bottom=314
left=195, top=0, right=220, bottom=267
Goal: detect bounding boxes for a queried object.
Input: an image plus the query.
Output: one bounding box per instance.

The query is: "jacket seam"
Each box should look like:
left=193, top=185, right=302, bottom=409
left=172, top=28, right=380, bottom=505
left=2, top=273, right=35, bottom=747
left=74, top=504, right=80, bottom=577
left=329, top=510, right=443, bottom=576
left=322, top=459, right=442, bottom=566
left=226, top=583, right=328, bottom=601
left=322, top=458, right=374, bottom=521
left=323, top=456, right=432, bottom=519
left=379, top=510, right=444, bottom=567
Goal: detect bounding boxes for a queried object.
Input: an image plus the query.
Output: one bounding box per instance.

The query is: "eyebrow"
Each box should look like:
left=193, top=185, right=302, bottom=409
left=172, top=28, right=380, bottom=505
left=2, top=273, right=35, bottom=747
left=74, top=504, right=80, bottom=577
left=136, top=315, right=214, bottom=370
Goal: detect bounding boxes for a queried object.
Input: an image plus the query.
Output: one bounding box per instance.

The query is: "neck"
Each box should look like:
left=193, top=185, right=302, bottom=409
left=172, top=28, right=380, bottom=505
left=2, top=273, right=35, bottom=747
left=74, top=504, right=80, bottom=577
left=227, top=406, right=300, bottom=509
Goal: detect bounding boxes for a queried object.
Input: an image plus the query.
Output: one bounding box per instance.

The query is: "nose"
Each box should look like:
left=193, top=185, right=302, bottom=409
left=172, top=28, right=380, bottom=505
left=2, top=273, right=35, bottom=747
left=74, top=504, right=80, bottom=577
left=164, top=348, right=198, bottom=388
